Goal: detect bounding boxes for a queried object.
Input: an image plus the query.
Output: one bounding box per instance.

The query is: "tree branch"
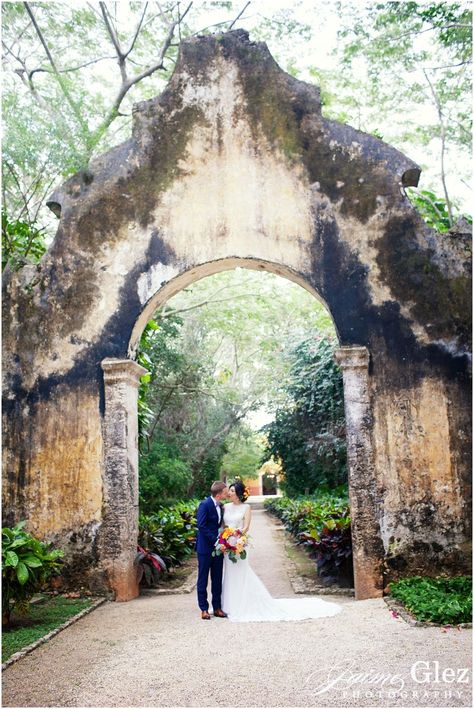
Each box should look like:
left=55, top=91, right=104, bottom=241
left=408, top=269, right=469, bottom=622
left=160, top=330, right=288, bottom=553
left=423, top=69, right=454, bottom=225
left=23, top=2, right=90, bottom=136
left=124, top=2, right=149, bottom=59
left=381, top=22, right=473, bottom=43
left=99, top=1, right=127, bottom=83
left=229, top=1, right=251, bottom=30
left=29, top=55, right=117, bottom=76
left=89, top=4, right=191, bottom=151
left=160, top=292, right=263, bottom=318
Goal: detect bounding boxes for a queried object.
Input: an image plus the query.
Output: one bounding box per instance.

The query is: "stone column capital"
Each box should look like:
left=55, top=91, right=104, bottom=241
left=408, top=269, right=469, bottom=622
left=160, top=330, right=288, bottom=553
left=101, top=358, right=148, bottom=388
left=334, top=346, right=370, bottom=371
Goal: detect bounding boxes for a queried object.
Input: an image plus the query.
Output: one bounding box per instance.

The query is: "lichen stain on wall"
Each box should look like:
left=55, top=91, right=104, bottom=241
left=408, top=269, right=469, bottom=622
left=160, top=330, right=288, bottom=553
left=25, top=391, right=103, bottom=538
left=374, top=377, right=463, bottom=544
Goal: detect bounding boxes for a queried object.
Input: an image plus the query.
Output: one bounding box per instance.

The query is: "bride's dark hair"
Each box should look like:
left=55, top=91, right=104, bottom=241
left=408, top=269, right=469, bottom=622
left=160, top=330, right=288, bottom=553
left=230, top=479, right=248, bottom=502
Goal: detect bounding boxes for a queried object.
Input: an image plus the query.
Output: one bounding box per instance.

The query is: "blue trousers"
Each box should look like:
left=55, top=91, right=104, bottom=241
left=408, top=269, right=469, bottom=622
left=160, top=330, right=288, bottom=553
left=197, top=552, right=224, bottom=611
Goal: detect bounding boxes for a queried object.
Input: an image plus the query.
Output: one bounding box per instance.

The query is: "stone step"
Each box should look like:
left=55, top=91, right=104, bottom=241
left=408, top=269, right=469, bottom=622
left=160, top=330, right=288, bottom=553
left=247, top=494, right=281, bottom=511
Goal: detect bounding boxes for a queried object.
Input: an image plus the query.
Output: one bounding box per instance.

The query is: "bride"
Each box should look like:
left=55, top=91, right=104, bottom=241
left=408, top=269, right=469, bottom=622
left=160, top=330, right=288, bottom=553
left=221, top=480, right=341, bottom=622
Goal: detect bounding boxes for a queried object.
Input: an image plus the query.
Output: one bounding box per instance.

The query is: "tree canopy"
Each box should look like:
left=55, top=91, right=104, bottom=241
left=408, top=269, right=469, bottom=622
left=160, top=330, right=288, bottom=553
left=2, top=1, right=471, bottom=273
left=136, top=269, right=338, bottom=504
left=262, top=335, right=347, bottom=496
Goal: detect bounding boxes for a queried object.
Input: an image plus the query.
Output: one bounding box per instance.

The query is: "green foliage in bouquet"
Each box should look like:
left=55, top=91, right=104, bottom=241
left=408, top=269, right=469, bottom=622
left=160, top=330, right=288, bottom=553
left=389, top=575, right=472, bottom=625
left=2, top=522, right=64, bottom=627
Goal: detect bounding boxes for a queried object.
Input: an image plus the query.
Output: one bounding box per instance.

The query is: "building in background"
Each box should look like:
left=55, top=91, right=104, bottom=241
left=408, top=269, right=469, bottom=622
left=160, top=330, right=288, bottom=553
left=238, top=458, right=283, bottom=497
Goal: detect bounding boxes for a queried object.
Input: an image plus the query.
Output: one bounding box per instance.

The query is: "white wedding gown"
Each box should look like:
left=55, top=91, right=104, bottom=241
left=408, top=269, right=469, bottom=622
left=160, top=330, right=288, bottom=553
left=221, top=502, right=341, bottom=622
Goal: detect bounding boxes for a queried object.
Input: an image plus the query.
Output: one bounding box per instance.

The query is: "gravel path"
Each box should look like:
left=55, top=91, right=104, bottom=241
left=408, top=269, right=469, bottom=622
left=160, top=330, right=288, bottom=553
left=2, top=510, right=471, bottom=708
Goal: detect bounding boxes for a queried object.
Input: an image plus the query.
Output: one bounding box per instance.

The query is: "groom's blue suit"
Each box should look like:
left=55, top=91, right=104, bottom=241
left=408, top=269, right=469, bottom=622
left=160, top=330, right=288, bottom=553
left=196, top=496, right=224, bottom=612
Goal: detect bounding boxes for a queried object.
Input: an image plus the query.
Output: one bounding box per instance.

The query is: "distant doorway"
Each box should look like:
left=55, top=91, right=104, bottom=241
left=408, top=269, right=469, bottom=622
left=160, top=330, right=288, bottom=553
left=262, top=473, right=278, bottom=496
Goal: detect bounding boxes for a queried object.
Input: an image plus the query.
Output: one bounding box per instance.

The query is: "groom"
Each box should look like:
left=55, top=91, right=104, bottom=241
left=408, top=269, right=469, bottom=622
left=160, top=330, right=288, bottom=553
left=196, top=481, right=229, bottom=620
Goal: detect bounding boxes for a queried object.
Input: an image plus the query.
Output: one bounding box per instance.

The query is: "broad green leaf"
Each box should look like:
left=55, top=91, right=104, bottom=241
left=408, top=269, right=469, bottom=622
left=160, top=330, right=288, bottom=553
left=3, top=550, right=19, bottom=567
left=16, top=561, right=29, bottom=585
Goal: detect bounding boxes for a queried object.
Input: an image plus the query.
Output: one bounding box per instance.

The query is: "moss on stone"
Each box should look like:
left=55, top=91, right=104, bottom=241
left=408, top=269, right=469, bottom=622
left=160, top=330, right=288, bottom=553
left=377, top=216, right=471, bottom=348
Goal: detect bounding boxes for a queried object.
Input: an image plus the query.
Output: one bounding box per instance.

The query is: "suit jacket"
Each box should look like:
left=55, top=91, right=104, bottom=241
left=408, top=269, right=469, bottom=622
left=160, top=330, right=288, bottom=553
left=195, top=496, right=224, bottom=555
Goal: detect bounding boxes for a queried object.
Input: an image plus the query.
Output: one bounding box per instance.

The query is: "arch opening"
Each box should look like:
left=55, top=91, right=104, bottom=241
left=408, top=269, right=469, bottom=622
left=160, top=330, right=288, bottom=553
left=128, top=258, right=340, bottom=357
left=101, top=262, right=382, bottom=602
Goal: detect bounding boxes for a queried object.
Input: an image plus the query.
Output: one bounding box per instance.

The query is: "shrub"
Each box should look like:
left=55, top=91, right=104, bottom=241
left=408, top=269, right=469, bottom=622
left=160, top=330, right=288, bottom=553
left=138, top=499, right=199, bottom=572
left=265, top=491, right=353, bottom=585
left=300, top=521, right=353, bottom=586
left=135, top=545, right=167, bottom=587
left=2, top=522, right=64, bottom=628
left=389, top=575, right=472, bottom=625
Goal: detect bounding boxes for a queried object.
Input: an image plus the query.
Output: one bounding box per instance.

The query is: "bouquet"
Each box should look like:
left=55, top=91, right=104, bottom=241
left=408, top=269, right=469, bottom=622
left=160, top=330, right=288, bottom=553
left=212, top=527, right=249, bottom=563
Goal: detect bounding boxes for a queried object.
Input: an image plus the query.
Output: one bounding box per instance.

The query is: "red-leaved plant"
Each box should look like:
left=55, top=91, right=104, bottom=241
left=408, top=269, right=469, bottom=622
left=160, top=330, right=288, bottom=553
left=135, top=545, right=167, bottom=587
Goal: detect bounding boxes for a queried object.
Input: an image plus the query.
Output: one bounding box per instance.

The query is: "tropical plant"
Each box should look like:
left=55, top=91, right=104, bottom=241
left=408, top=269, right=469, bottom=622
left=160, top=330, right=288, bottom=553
left=2, top=521, right=64, bottom=627
left=389, top=575, right=472, bottom=625
left=265, top=491, right=352, bottom=585
left=300, top=521, right=353, bottom=586
left=135, top=545, right=167, bottom=588
left=138, top=499, right=199, bottom=569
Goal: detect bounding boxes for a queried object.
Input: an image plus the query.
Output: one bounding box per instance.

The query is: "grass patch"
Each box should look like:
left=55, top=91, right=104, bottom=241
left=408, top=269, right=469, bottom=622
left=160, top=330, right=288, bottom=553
left=389, top=576, right=472, bottom=625
left=2, top=595, right=94, bottom=662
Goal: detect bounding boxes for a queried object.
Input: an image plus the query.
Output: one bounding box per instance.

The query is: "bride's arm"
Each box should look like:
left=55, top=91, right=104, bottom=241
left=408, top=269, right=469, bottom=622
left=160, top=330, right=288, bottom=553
left=242, top=504, right=251, bottom=534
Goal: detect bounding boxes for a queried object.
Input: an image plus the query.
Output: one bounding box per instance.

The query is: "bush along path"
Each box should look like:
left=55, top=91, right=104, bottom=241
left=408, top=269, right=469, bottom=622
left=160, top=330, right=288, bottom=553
left=264, top=492, right=354, bottom=589
left=387, top=576, right=472, bottom=627
left=136, top=499, right=199, bottom=590
left=265, top=495, right=472, bottom=623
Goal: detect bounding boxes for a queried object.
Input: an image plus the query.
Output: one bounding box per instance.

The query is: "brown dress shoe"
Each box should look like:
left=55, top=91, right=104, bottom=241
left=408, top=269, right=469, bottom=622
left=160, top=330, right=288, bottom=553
left=201, top=610, right=211, bottom=620
left=213, top=609, right=228, bottom=618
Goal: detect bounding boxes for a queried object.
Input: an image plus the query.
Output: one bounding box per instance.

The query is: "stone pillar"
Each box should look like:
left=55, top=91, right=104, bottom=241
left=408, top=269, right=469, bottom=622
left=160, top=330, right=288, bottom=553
left=100, top=358, right=148, bottom=601
left=335, top=346, right=384, bottom=600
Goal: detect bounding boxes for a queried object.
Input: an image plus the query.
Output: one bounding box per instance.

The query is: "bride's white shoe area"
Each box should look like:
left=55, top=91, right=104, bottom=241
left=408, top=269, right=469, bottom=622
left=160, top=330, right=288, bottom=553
left=221, top=502, right=342, bottom=622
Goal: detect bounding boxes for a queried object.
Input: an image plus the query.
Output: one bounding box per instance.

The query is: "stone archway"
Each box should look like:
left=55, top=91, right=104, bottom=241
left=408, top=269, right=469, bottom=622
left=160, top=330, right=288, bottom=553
left=2, top=30, right=471, bottom=600
left=99, top=258, right=382, bottom=601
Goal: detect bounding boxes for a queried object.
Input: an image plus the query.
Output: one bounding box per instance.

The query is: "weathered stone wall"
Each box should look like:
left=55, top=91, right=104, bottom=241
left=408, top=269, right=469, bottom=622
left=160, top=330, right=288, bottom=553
left=2, top=31, right=471, bottom=598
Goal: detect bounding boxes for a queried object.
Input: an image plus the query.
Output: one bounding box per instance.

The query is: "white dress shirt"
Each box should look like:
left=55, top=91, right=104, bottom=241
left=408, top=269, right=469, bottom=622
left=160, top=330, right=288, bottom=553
left=212, top=496, right=221, bottom=523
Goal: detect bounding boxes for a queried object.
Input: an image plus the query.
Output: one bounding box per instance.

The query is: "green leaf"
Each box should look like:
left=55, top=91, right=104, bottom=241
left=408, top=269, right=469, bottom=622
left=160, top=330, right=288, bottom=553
left=16, top=561, right=29, bottom=585
left=22, top=554, right=43, bottom=568
left=3, top=550, right=19, bottom=567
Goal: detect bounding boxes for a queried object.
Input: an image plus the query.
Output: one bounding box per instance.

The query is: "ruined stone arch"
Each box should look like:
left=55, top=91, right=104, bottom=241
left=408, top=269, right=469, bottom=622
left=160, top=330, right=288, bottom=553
left=128, top=258, right=337, bottom=355
left=2, top=30, right=471, bottom=602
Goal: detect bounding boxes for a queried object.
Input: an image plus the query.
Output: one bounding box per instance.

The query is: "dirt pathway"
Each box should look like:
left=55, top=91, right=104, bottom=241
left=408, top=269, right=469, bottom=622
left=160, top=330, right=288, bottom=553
left=2, top=509, right=471, bottom=708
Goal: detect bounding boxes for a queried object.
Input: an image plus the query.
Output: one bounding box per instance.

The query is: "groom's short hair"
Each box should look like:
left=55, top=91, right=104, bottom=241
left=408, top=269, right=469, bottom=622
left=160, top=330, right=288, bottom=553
left=211, top=481, right=227, bottom=495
